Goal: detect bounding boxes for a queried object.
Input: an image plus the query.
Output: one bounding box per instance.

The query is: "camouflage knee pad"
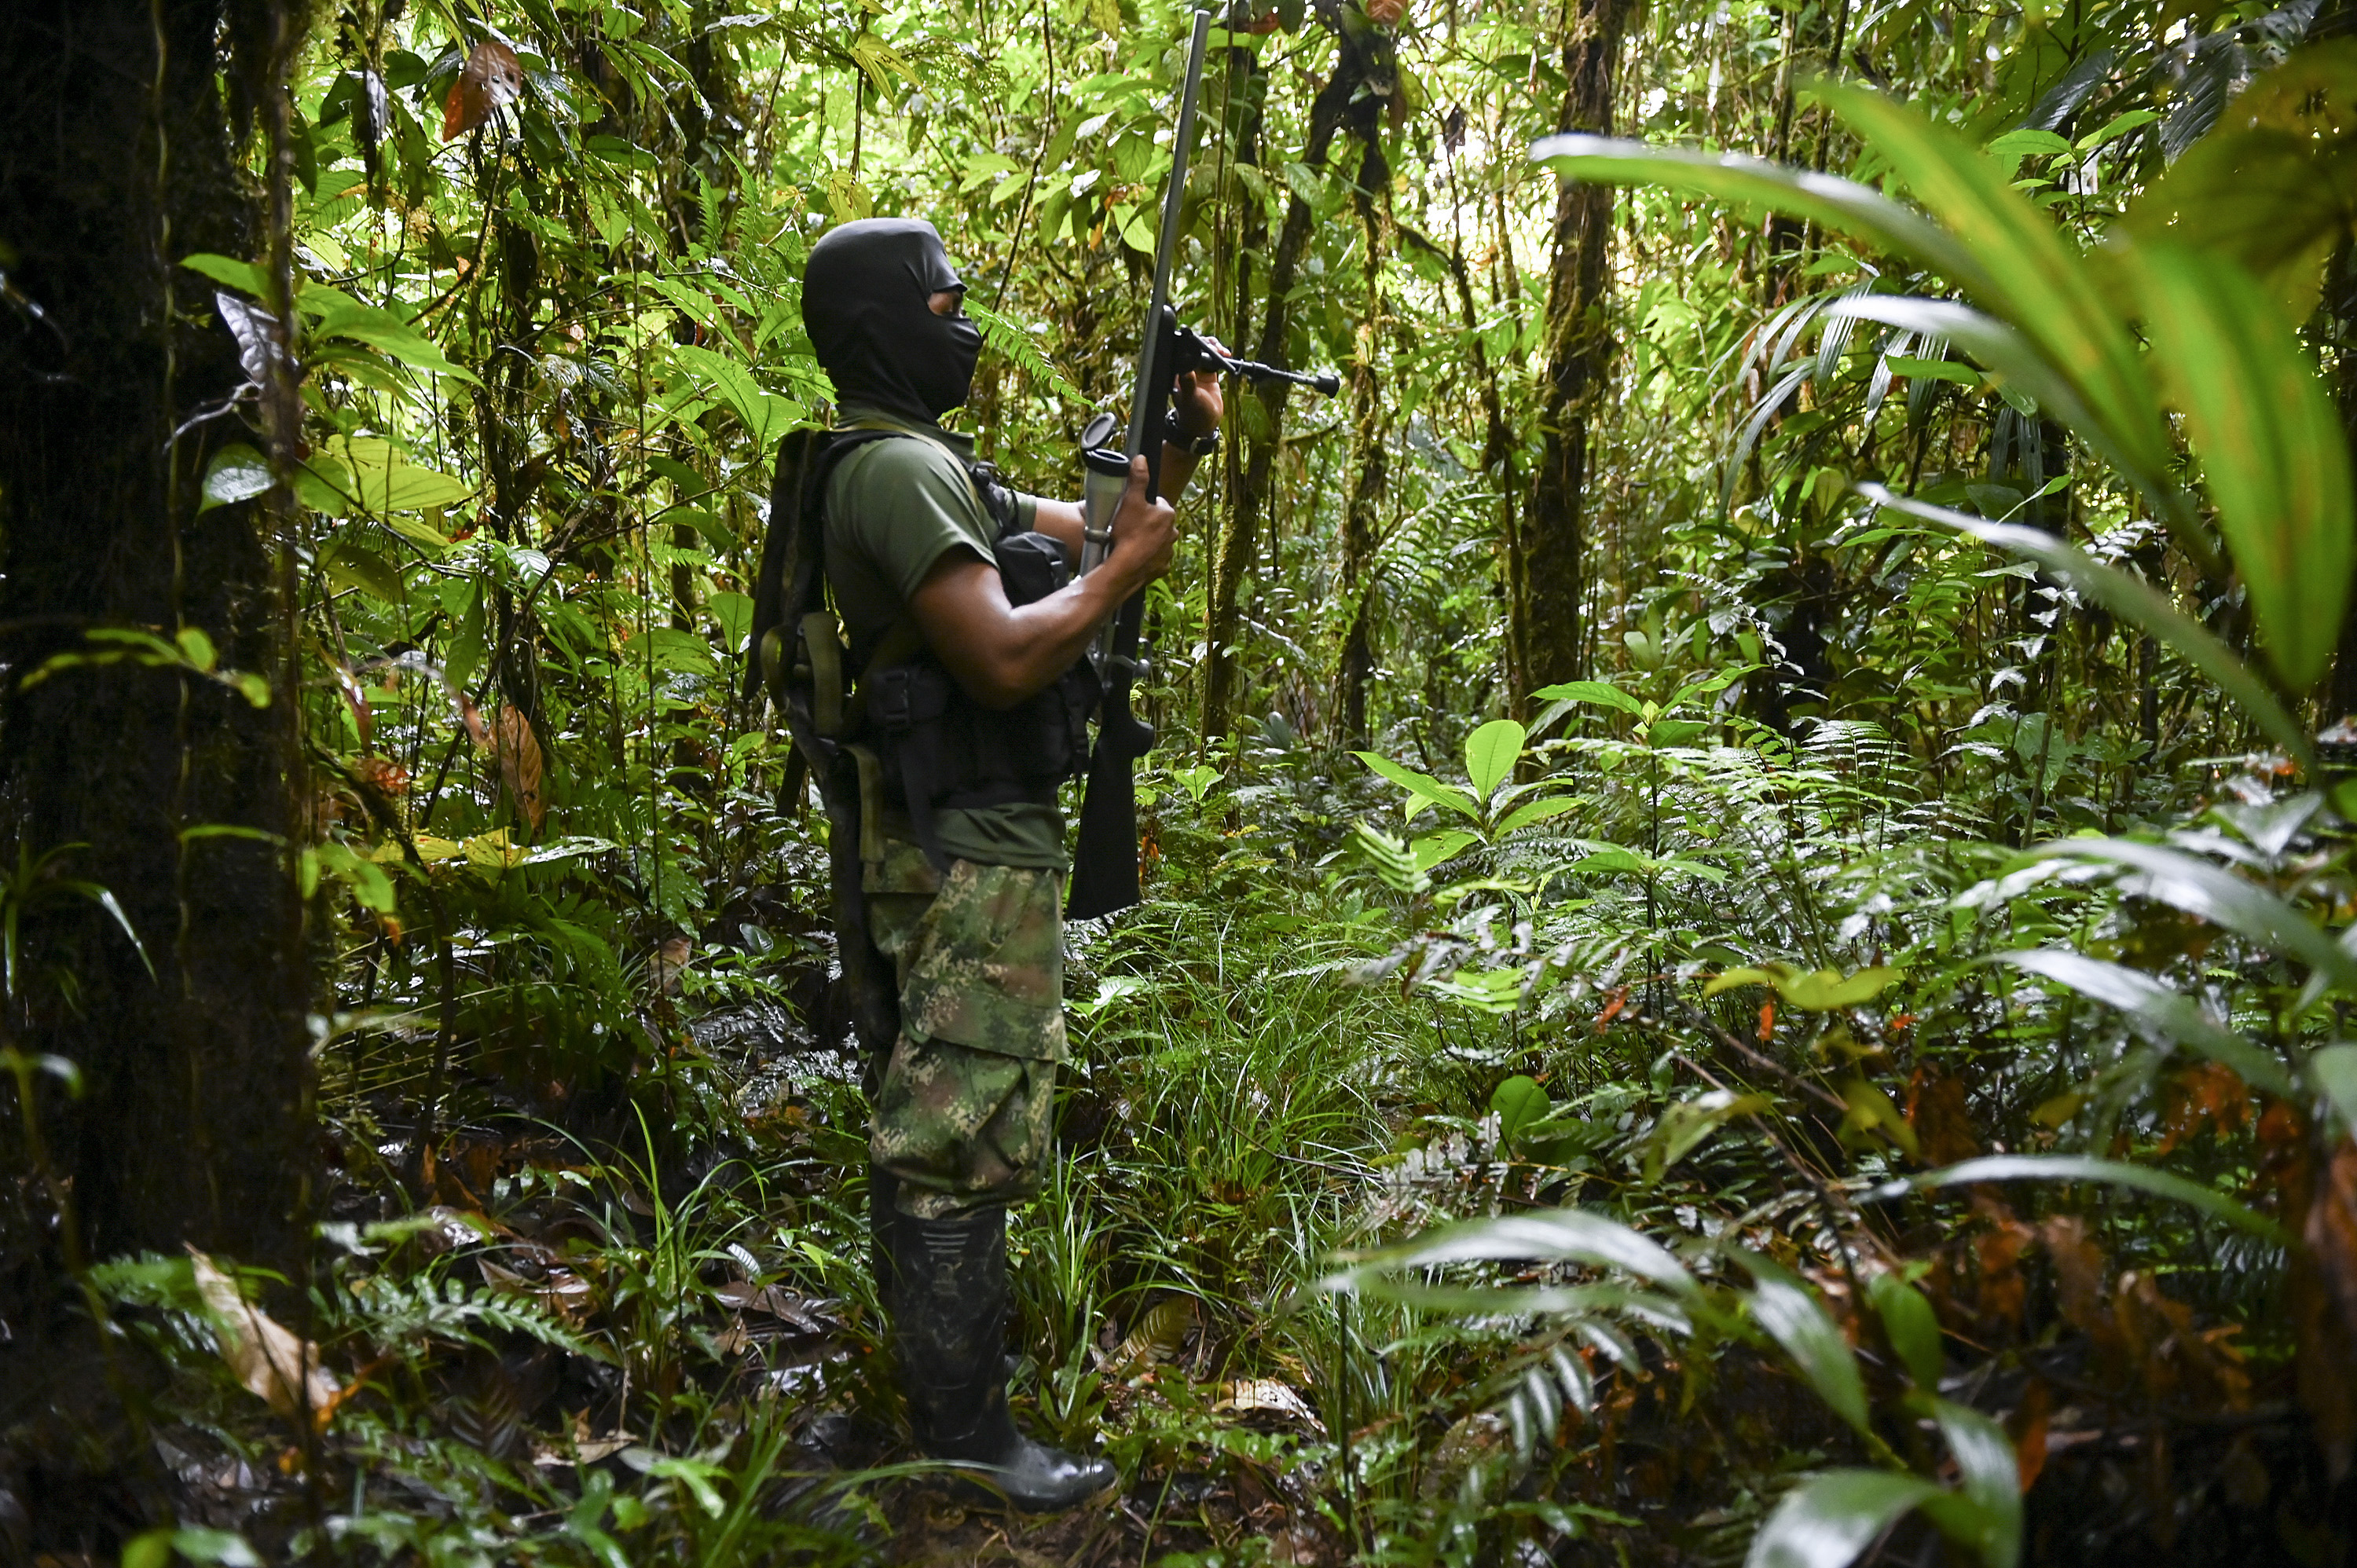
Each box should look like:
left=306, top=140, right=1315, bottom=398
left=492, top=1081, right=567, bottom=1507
left=871, top=1035, right=1057, bottom=1218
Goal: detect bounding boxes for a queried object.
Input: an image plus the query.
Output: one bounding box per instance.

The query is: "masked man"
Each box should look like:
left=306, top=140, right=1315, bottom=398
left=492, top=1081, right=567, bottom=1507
left=793, top=218, right=1222, bottom=1510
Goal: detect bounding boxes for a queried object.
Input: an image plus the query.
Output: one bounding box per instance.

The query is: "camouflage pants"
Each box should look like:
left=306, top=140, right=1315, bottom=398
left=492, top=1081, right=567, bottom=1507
left=867, top=857, right=1066, bottom=1219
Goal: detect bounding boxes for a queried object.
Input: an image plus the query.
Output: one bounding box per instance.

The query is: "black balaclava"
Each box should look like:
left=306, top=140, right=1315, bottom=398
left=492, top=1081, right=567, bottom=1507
left=801, top=218, right=982, bottom=423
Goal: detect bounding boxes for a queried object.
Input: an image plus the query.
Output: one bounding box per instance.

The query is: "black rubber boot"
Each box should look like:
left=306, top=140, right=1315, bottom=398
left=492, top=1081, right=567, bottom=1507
left=888, top=1204, right=1116, bottom=1512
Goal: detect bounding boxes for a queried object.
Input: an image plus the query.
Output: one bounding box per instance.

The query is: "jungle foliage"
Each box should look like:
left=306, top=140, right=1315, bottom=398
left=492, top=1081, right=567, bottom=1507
left=13, top=0, right=2357, bottom=1563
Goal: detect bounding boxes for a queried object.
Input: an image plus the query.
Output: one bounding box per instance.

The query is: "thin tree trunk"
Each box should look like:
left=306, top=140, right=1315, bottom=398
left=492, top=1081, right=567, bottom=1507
left=2325, top=236, right=2357, bottom=724
left=1204, top=60, right=1354, bottom=744
left=1336, top=139, right=1390, bottom=746
left=0, top=0, right=309, bottom=1339
left=1200, top=43, right=1269, bottom=747
left=1512, top=0, right=1631, bottom=711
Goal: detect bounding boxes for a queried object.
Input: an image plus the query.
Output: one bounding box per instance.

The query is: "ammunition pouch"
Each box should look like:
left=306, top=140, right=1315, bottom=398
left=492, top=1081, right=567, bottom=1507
left=860, top=531, right=1101, bottom=874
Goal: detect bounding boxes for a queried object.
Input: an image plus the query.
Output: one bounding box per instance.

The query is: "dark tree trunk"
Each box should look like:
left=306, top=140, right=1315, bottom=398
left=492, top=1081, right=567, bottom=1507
left=1202, top=54, right=1355, bottom=744
left=2326, top=236, right=2357, bottom=724
left=1336, top=138, right=1391, bottom=747
left=1512, top=0, right=1631, bottom=710
left=0, top=0, right=309, bottom=1350
left=1199, top=42, right=1269, bottom=749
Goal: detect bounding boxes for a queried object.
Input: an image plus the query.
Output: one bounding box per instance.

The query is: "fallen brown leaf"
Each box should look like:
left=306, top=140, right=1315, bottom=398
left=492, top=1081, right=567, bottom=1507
left=649, top=936, right=691, bottom=995
left=188, top=1247, right=340, bottom=1425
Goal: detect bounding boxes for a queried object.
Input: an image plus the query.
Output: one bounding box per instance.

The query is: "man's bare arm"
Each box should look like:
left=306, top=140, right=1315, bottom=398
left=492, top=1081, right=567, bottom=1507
left=910, top=456, right=1177, bottom=709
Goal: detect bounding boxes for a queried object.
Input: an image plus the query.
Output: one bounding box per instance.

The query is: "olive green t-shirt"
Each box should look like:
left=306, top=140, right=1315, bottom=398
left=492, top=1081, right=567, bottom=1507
left=824, top=404, right=1069, bottom=871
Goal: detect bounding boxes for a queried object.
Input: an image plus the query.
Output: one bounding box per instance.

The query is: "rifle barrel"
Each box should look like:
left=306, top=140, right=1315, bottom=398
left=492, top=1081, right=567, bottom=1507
left=1122, top=9, right=1213, bottom=472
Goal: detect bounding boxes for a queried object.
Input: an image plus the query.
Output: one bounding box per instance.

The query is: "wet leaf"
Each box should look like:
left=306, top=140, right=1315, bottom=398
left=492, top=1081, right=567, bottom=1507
left=213, top=291, right=284, bottom=384
left=199, top=443, right=274, bottom=514
left=1872, top=1153, right=2286, bottom=1240
left=1747, top=1266, right=1869, bottom=1434
left=1995, top=948, right=2293, bottom=1097
left=1744, top=1469, right=1944, bottom=1568
left=1927, top=1399, right=2023, bottom=1567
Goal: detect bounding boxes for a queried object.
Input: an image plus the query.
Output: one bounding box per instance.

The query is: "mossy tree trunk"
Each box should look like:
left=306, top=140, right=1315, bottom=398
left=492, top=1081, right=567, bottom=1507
left=1511, top=0, right=1631, bottom=712
left=1200, top=53, right=1354, bottom=746
left=0, top=0, right=310, bottom=1345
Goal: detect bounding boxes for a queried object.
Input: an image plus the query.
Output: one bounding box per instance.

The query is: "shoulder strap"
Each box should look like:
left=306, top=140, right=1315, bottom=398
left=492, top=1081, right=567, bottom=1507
left=838, top=417, right=1021, bottom=540
left=741, top=426, right=900, bottom=709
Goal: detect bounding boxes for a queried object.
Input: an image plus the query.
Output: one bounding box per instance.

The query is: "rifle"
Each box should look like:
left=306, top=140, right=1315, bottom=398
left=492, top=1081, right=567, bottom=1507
left=1065, top=9, right=1338, bottom=920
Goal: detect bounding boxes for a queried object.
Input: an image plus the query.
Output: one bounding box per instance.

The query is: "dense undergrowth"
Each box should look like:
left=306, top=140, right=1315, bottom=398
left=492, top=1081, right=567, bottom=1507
left=27, top=698, right=2357, bottom=1566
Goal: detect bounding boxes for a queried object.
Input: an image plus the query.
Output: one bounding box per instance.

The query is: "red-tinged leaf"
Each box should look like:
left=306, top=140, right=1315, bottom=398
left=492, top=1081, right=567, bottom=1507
left=2010, top=1378, right=2051, bottom=1493
left=1906, top=1068, right=1980, bottom=1167
left=329, top=661, right=372, bottom=749
left=353, top=756, right=409, bottom=796
left=1756, top=1001, right=1775, bottom=1042
left=2157, top=1061, right=2253, bottom=1154
left=1975, top=1203, right=2033, bottom=1333
left=442, top=40, right=523, bottom=142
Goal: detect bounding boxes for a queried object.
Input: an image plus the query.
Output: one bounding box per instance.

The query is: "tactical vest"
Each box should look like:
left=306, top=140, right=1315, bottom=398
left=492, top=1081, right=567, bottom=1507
left=746, top=426, right=1101, bottom=875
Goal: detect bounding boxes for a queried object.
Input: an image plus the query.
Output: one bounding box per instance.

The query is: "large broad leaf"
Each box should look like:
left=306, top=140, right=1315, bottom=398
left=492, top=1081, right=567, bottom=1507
left=1328, top=1208, right=1699, bottom=1299
left=1868, top=1273, right=1943, bottom=1390
left=2310, top=1043, right=2357, bottom=1134
left=1352, top=751, right=1479, bottom=822
left=1746, top=1268, right=1869, bottom=1434
left=1994, top=949, right=2294, bottom=1097
left=1530, top=679, right=1644, bottom=715
left=307, top=295, right=479, bottom=383
left=1830, top=300, right=2178, bottom=522
left=2128, top=242, right=2354, bottom=690
left=1464, top=719, right=1526, bottom=802
left=1857, top=485, right=2311, bottom=768
left=1816, top=82, right=2167, bottom=486
left=1490, top=1075, right=1552, bottom=1149
left=2120, top=42, right=2357, bottom=311
left=1870, top=1154, right=2286, bottom=1240
left=1745, top=1470, right=1945, bottom=1568
left=198, top=443, right=275, bottom=514
left=302, top=437, right=472, bottom=518
left=1530, top=137, right=1992, bottom=301
left=2033, top=838, right=2357, bottom=995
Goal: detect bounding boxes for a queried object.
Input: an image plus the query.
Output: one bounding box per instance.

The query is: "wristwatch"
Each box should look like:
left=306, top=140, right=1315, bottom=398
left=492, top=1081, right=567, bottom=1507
left=1162, top=409, right=1219, bottom=458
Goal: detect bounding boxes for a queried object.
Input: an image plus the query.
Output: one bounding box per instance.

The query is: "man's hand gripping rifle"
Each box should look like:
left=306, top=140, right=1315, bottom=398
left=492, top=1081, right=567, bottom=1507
left=1064, top=9, right=1338, bottom=921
